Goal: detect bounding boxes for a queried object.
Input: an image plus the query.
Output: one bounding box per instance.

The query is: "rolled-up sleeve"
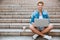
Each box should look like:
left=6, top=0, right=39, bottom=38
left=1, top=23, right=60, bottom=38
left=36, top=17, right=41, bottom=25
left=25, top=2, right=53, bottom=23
left=30, top=12, right=35, bottom=24
left=46, top=12, right=50, bottom=23
left=43, top=10, right=50, bottom=23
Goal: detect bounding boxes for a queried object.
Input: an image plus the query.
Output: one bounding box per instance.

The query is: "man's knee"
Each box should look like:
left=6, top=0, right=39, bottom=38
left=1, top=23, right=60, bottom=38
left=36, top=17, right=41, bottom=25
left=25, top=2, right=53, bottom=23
left=29, top=25, right=38, bottom=31
left=48, top=24, right=53, bottom=29
left=29, top=25, right=35, bottom=30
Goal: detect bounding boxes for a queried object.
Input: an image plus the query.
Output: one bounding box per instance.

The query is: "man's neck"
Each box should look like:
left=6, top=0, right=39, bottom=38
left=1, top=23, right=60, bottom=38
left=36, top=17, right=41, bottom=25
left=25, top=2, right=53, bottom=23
left=38, top=9, right=42, bottom=15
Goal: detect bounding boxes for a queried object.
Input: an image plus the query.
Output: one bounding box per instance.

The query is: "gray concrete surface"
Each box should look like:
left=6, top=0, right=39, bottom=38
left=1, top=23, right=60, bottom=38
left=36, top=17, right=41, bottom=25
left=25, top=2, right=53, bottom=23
left=0, top=36, right=60, bottom=40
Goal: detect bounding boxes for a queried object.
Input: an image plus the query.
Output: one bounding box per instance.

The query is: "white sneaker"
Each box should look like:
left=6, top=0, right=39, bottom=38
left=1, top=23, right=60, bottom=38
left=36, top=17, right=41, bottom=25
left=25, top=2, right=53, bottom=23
left=43, top=35, right=52, bottom=40
left=33, top=34, right=39, bottom=40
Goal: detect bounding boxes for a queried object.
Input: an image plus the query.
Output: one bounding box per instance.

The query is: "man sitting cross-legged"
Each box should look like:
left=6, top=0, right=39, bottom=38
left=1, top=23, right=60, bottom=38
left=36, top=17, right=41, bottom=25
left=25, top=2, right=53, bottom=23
left=29, top=1, right=53, bottom=40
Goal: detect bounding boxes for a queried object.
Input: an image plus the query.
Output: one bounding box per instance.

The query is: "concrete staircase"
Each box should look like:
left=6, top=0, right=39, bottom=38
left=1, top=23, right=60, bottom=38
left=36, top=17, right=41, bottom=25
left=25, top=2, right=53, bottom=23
left=0, top=0, right=60, bottom=36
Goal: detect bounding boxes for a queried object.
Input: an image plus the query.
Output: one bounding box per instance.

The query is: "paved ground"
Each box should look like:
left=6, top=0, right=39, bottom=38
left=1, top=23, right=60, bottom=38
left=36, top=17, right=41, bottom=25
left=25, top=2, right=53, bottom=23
left=0, top=36, right=60, bottom=40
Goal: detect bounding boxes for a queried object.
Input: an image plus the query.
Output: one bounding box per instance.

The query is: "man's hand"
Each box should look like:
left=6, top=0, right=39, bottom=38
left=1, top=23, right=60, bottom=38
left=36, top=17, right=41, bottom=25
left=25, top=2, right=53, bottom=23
left=30, top=23, right=36, bottom=27
left=32, top=23, right=36, bottom=27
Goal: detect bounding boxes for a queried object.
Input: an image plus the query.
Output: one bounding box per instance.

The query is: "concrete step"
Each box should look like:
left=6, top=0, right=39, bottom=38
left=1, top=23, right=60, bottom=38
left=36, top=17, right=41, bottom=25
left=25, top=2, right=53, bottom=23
left=0, top=12, right=32, bottom=15
left=0, top=12, right=60, bottom=17
left=0, top=0, right=59, bottom=5
left=0, top=0, right=59, bottom=12
left=0, top=0, right=38, bottom=5
left=0, top=29, right=60, bottom=36
left=0, top=5, right=59, bottom=12
left=0, top=12, right=59, bottom=15
left=0, top=8, right=60, bottom=12
left=49, top=15, right=60, bottom=19
left=0, top=23, right=60, bottom=29
left=0, top=19, right=60, bottom=23
left=0, top=15, right=60, bottom=19
left=0, top=5, right=59, bottom=9
left=0, top=23, right=29, bottom=29
left=0, top=36, right=60, bottom=40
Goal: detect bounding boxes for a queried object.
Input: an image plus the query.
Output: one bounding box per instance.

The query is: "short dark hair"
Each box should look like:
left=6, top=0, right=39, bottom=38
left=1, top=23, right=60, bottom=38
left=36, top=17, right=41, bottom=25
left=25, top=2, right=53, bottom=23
left=37, top=1, right=44, bottom=6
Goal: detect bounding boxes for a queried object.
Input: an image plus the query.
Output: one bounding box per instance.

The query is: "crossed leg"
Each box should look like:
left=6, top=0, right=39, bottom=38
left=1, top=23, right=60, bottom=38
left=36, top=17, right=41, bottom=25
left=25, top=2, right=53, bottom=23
left=29, top=24, right=53, bottom=37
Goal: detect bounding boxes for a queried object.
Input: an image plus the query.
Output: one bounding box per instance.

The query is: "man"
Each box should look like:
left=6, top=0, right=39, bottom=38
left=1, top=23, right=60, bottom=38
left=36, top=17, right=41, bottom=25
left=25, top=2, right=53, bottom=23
left=29, top=1, right=53, bottom=40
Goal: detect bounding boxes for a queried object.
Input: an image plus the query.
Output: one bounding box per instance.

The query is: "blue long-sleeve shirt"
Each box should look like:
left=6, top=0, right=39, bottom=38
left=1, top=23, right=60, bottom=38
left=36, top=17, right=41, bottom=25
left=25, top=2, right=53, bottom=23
left=30, top=10, right=50, bottom=24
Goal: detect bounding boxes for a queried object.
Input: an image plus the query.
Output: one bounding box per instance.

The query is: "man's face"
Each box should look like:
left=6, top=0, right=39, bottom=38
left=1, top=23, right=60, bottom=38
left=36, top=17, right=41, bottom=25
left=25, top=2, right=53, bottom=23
left=37, top=3, right=43, bottom=10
